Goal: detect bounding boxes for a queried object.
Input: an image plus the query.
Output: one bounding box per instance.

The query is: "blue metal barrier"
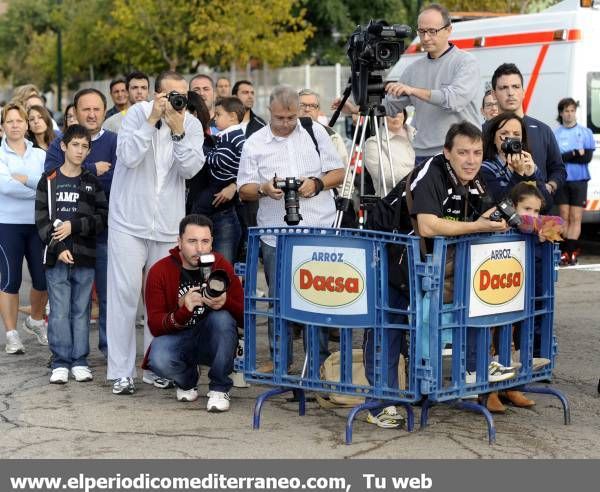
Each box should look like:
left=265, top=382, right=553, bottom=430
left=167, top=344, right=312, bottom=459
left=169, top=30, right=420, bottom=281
left=418, top=232, right=569, bottom=443
left=238, top=227, right=569, bottom=445
left=238, top=227, right=424, bottom=443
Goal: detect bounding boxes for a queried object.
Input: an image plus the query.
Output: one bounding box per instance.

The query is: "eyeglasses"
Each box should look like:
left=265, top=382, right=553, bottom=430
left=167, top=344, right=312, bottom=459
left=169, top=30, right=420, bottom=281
left=299, top=103, right=319, bottom=110
left=484, top=102, right=499, bottom=109
left=416, top=23, right=450, bottom=37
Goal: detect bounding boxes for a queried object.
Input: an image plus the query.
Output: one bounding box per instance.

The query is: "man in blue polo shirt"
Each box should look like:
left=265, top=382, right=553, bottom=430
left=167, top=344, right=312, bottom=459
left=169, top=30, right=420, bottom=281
left=553, top=97, right=596, bottom=265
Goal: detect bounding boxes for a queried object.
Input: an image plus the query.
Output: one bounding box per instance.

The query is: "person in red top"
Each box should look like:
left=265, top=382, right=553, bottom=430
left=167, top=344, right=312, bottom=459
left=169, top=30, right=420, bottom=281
left=142, top=214, right=242, bottom=412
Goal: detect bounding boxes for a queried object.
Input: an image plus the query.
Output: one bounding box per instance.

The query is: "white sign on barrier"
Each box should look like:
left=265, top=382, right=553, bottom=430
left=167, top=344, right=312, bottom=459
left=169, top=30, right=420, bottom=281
left=469, top=241, right=526, bottom=318
left=290, top=245, right=368, bottom=315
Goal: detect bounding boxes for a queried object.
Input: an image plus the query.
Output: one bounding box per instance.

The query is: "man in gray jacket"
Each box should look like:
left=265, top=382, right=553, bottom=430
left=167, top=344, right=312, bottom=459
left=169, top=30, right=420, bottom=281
left=107, top=70, right=205, bottom=395
left=384, top=3, right=480, bottom=164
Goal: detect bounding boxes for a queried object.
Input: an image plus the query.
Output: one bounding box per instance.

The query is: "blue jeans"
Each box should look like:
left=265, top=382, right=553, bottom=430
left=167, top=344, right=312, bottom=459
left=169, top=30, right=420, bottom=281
left=363, top=285, right=409, bottom=403
left=261, top=241, right=330, bottom=366
left=95, top=239, right=108, bottom=357
left=211, top=208, right=242, bottom=265
left=46, top=263, right=95, bottom=369
left=148, top=310, right=238, bottom=392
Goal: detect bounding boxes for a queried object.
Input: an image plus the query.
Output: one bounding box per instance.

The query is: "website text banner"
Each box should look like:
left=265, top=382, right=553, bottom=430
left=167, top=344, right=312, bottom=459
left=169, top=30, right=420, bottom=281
left=1, top=460, right=597, bottom=492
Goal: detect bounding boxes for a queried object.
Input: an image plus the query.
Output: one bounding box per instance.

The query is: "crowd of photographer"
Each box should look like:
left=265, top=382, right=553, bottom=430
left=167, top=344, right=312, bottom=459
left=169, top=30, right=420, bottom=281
left=0, top=2, right=597, bottom=422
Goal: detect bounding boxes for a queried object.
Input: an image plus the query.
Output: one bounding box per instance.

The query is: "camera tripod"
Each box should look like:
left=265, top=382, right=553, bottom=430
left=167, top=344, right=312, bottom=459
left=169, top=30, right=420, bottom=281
left=330, top=83, right=399, bottom=229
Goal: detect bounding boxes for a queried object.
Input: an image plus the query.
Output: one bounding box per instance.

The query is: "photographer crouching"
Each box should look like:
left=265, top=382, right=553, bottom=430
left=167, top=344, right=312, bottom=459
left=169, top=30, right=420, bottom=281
left=142, top=214, right=243, bottom=412
left=237, top=85, right=345, bottom=372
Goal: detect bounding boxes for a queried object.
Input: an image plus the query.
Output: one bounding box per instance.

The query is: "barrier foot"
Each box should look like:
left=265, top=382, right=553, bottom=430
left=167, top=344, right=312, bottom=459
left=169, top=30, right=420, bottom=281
left=452, top=400, right=496, bottom=445
left=345, top=401, right=411, bottom=445
left=420, top=398, right=496, bottom=445
left=420, top=398, right=432, bottom=429
left=293, top=389, right=306, bottom=416
left=253, top=387, right=296, bottom=430
left=520, top=385, right=571, bottom=425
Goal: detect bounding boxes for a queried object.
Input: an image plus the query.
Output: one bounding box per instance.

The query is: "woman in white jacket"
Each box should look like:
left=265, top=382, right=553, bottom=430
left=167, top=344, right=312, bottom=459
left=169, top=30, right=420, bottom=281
left=365, top=109, right=416, bottom=196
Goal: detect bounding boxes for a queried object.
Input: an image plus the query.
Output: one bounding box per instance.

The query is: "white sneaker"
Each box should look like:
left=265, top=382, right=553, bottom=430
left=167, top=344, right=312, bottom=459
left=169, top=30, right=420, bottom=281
left=176, top=387, right=199, bottom=402
left=206, top=390, right=230, bottom=412
left=5, top=330, right=25, bottom=354
left=142, top=372, right=174, bottom=389
left=50, top=367, right=69, bottom=384
left=466, top=361, right=515, bottom=384
left=71, top=366, right=93, bottom=382
left=366, top=406, right=405, bottom=429
left=112, top=377, right=135, bottom=395
left=22, top=316, right=48, bottom=345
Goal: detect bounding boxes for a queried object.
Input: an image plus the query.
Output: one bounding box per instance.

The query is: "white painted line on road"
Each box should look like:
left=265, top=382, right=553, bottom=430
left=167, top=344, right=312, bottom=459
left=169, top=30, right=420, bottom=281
left=558, top=263, right=600, bottom=272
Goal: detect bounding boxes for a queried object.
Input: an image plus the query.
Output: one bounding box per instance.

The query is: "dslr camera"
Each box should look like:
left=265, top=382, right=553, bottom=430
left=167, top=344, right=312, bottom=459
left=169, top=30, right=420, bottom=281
left=501, top=138, right=522, bottom=155
left=197, top=254, right=230, bottom=299
left=489, top=198, right=522, bottom=227
left=273, top=176, right=303, bottom=226
left=167, top=91, right=188, bottom=111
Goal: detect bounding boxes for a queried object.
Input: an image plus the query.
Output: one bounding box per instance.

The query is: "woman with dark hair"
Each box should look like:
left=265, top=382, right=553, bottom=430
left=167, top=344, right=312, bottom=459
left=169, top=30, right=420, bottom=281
left=481, top=112, right=551, bottom=206
left=62, top=103, right=78, bottom=133
left=27, top=105, right=57, bottom=151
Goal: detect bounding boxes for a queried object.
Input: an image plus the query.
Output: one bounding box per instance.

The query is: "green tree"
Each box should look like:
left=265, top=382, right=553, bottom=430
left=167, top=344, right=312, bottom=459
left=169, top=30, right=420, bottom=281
left=101, top=0, right=313, bottom=73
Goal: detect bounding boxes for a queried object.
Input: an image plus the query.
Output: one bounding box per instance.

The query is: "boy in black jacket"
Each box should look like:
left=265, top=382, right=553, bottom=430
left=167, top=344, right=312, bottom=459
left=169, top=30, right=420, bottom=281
left=35, top=125, right=108, bottom=384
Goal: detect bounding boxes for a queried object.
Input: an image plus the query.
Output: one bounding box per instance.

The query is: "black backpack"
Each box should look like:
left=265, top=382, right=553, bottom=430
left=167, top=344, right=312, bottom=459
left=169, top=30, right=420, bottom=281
left=365, top=171, right=416, bottom=291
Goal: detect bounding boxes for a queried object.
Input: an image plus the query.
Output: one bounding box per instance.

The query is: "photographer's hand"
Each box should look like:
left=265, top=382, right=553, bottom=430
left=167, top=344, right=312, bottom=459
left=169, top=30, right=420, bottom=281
left=298, top=177, right=316, bottom=198
left=203, top=292, right=226, bottom=311
left=477, top=207, right=510, bottom=233
left=181, top=286, right=205, bottom=312
left=148, top=92, right=167, bottom=127
left=263, top=179, right=284, bottom=200
left=164, top=101, right=185, bottom=135
left=330, top=97, right=359, bottom=116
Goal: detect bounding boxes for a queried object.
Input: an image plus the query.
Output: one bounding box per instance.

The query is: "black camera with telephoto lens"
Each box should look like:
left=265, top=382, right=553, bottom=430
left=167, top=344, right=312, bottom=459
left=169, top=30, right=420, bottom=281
left=167, top=91, right=188, bottom=111
left=273, top=176, right=303, bottom=226
left=197, top=254, right=230, bottom=299
left=501, top=138, right=522, bottom=155
left=489, top=198, right=522, bottom=227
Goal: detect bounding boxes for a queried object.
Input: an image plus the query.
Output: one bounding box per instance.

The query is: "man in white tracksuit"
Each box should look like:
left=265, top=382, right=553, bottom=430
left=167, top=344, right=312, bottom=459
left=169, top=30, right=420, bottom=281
left=107, top=70, right=205, bottom=395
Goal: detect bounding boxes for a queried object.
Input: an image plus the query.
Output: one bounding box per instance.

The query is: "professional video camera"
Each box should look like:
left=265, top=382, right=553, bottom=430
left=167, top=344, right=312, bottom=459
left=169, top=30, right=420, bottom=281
left=490, top=198, right=522, bottom=227
left=167, top=91, right=188, bottom=111
left=273, top=175, right=303, bottom=226
left=347, top=19, right=411, bottom=109
left=197, top=254, right=230, bottom=299
left=501, top=137, right=523, bottom=155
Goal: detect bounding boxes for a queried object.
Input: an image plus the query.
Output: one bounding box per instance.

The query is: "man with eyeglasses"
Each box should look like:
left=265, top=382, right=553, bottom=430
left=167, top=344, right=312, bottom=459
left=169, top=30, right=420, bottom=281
left=237, top=85, right=345, bottom=372
left=298, top=89, right=348, bottom=165
left=480, top=90, right=499, bottom=122
left=384, top=3, right=480, bottom=165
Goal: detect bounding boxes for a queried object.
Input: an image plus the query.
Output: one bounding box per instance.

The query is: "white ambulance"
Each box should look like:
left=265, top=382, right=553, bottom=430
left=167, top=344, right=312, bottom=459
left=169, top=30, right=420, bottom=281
left=388, top=0, right=600, bottom=222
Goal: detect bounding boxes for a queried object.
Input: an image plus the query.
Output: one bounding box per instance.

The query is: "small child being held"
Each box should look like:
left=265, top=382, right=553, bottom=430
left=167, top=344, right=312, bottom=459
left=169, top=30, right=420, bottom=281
left=35, top=124, right=108, bottom=384
left=189, top=96, right=246, bottom=263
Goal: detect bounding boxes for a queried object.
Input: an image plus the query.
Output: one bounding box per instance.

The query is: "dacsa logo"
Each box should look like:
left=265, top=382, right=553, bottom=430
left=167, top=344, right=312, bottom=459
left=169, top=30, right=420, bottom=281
left=293, top=253, right=364, bottom=307
left=473, top=248, right=524, bottom=306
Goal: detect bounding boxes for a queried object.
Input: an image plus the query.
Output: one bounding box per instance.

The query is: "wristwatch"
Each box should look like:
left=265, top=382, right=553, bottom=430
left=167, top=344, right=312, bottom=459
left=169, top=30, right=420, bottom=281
left=257, top=184, right=267, bottom=198
left=171, top=131, right=186, bottom=142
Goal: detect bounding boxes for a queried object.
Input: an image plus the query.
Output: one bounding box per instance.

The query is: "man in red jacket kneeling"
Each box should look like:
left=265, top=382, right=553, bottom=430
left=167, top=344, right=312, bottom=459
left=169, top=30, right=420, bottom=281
left=142, top=214, right=243, bottom=412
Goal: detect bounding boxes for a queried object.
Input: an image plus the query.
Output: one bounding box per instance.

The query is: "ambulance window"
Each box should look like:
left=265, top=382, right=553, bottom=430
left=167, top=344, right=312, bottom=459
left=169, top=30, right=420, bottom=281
left=588, top=72, right=600, bottom=133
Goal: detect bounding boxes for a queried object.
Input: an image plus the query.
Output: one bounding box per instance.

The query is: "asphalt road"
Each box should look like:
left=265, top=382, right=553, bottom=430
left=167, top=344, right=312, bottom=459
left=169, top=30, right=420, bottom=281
left=1, top=250, right=599, bottom=459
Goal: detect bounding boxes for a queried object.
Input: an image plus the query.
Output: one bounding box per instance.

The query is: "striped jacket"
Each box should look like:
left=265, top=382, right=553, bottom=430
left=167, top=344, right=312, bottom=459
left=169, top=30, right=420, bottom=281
left=35, top=168, right=108, bottom=268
